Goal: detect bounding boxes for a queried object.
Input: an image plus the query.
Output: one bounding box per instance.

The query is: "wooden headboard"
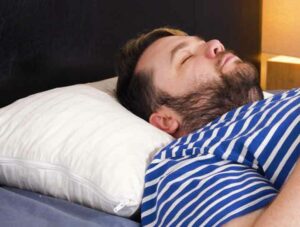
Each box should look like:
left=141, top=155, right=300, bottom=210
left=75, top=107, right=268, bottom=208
left=0, top=0, right=261, bottom=107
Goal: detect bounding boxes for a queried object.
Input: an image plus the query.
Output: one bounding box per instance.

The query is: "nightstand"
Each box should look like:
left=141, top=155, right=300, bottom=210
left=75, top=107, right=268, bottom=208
left=261, top=55, right=300, bottom=90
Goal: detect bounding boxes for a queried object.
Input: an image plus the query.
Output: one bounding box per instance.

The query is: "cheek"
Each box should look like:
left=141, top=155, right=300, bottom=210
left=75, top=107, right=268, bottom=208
left=154, top=71, right=184, bottom=96
left=190, top=60, right=220, bottom=86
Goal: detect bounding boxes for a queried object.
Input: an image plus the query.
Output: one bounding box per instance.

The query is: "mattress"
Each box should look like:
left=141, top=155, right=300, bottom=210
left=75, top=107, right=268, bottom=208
left=0, top=186, right=140, bottom=227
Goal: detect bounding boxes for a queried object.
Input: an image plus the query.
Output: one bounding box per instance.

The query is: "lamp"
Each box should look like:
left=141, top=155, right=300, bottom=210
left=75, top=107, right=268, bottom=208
left=261, top=0, right=300, bottom=90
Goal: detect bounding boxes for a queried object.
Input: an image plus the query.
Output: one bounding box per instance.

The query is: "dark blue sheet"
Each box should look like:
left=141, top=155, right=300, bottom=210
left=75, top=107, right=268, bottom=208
left=0, top=186, right=140, bottom=227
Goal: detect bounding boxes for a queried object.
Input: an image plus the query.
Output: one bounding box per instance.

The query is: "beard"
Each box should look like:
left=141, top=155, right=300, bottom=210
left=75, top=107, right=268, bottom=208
left=157, top=61, right=263, bottom=134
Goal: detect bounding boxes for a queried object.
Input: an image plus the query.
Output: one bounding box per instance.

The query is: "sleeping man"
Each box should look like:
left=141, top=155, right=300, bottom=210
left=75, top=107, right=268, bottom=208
left=115, top=27, right=300, bottom=226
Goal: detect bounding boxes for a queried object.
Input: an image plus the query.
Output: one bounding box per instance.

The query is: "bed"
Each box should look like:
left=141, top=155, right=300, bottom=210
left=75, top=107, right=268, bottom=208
left=0, top=1, right=262, bottom=226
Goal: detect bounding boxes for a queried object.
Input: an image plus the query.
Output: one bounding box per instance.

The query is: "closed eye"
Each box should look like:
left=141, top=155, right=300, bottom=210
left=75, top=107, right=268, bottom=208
left=181, top=55, right=192, bottom=65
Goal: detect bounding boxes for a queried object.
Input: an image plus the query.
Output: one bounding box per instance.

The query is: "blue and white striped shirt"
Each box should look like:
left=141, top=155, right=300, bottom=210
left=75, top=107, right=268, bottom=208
left=142, top=89, right=300, bottom=227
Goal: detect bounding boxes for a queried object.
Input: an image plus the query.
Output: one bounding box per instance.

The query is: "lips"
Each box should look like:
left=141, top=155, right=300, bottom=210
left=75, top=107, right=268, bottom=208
left=220, top=53, right=238, bottom=68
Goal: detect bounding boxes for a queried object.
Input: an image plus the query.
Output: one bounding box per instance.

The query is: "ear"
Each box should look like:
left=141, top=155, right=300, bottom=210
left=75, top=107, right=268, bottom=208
left=149, top=106, right=181, bottom=135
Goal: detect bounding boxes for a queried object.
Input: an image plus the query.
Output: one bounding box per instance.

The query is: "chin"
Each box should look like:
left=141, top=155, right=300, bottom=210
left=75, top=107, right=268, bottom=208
left=221, top=61, right=263, bottom=101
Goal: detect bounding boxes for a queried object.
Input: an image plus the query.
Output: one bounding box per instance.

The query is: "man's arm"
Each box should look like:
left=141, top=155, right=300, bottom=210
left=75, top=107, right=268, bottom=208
left=224, top=159, right=300, bottom=227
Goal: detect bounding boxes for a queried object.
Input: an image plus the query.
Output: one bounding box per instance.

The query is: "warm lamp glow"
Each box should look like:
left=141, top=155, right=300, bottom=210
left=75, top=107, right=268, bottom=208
left=268, top=56, right=300, bottom=64
left=261, top=1, right=300, bottom=90
left=262, top=0, right=300, bottom=58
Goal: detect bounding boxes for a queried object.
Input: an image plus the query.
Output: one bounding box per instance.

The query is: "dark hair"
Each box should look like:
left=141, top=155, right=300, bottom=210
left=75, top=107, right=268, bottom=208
left=115, top=27, right=187, bottom=121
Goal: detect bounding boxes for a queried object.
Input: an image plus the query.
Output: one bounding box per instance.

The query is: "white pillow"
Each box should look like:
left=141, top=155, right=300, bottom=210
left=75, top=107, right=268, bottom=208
left=0, top=81, right=173, bottom=217
left=88, top=76, right=117, bottom=96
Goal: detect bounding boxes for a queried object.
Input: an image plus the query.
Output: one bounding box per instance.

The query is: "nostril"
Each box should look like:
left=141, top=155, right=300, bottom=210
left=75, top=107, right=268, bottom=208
left=214, top=47, right=219, bottom=55
left=214, top=40, right=225, bottom=54
left=206, top=39, right=225, bottom=58
left=214, top=46, right=222, bottom=56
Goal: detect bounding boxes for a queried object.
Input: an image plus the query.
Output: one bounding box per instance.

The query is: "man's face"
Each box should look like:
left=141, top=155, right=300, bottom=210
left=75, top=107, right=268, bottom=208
left=135, top=35, right=242, bottom=96
left=135, top=35, right=262, bottom=135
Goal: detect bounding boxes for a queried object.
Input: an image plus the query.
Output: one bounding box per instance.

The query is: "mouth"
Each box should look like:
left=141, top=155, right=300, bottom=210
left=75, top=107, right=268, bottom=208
left=220, top=53, right=240, bottom=68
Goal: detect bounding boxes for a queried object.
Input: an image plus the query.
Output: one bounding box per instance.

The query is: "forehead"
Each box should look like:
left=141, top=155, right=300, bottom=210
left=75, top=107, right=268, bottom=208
left=135, top=35, right=199, bottom=73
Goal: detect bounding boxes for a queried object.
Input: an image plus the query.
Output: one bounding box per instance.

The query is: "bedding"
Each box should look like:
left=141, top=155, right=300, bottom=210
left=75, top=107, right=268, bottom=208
left=0, top=186, right=139, bottom=227
left=142, top=89, right=300, bottom=226
left=0, top=79, right=173, bottom=217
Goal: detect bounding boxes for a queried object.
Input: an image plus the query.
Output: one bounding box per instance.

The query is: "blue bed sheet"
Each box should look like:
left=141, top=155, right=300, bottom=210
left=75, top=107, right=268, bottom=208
left=0, top=186, right=140, bottom=227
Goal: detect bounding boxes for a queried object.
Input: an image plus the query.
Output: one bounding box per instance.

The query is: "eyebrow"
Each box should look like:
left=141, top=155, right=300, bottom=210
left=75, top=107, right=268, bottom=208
left=170, top=36, right=203, bottom=63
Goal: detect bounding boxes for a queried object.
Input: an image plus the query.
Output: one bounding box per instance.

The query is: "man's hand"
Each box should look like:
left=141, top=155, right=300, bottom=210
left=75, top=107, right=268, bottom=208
left=223, top=159, right=300, bottom=227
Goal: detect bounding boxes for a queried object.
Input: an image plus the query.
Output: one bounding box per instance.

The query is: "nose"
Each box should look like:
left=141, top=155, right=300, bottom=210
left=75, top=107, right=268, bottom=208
left=205, top=39, right=225, bottom=58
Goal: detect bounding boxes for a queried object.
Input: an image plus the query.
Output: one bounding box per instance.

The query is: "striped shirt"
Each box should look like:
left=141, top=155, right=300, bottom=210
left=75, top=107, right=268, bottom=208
left=142, top=88, right=300, bottom=227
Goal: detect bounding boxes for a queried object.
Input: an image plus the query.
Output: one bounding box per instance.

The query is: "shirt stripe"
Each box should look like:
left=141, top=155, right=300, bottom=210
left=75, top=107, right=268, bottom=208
left=142, top=89, right=300, bottom=226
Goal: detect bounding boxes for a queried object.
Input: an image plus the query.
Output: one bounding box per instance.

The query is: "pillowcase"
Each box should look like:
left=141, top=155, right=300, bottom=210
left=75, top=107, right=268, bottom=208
left=88, top=76, right=117, bottom=96
left=0, top=79, right=173, bottom=217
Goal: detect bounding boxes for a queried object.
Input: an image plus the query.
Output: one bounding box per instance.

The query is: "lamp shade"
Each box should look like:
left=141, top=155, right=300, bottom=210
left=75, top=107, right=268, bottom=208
left=262, top=0, right=300, bottom=58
